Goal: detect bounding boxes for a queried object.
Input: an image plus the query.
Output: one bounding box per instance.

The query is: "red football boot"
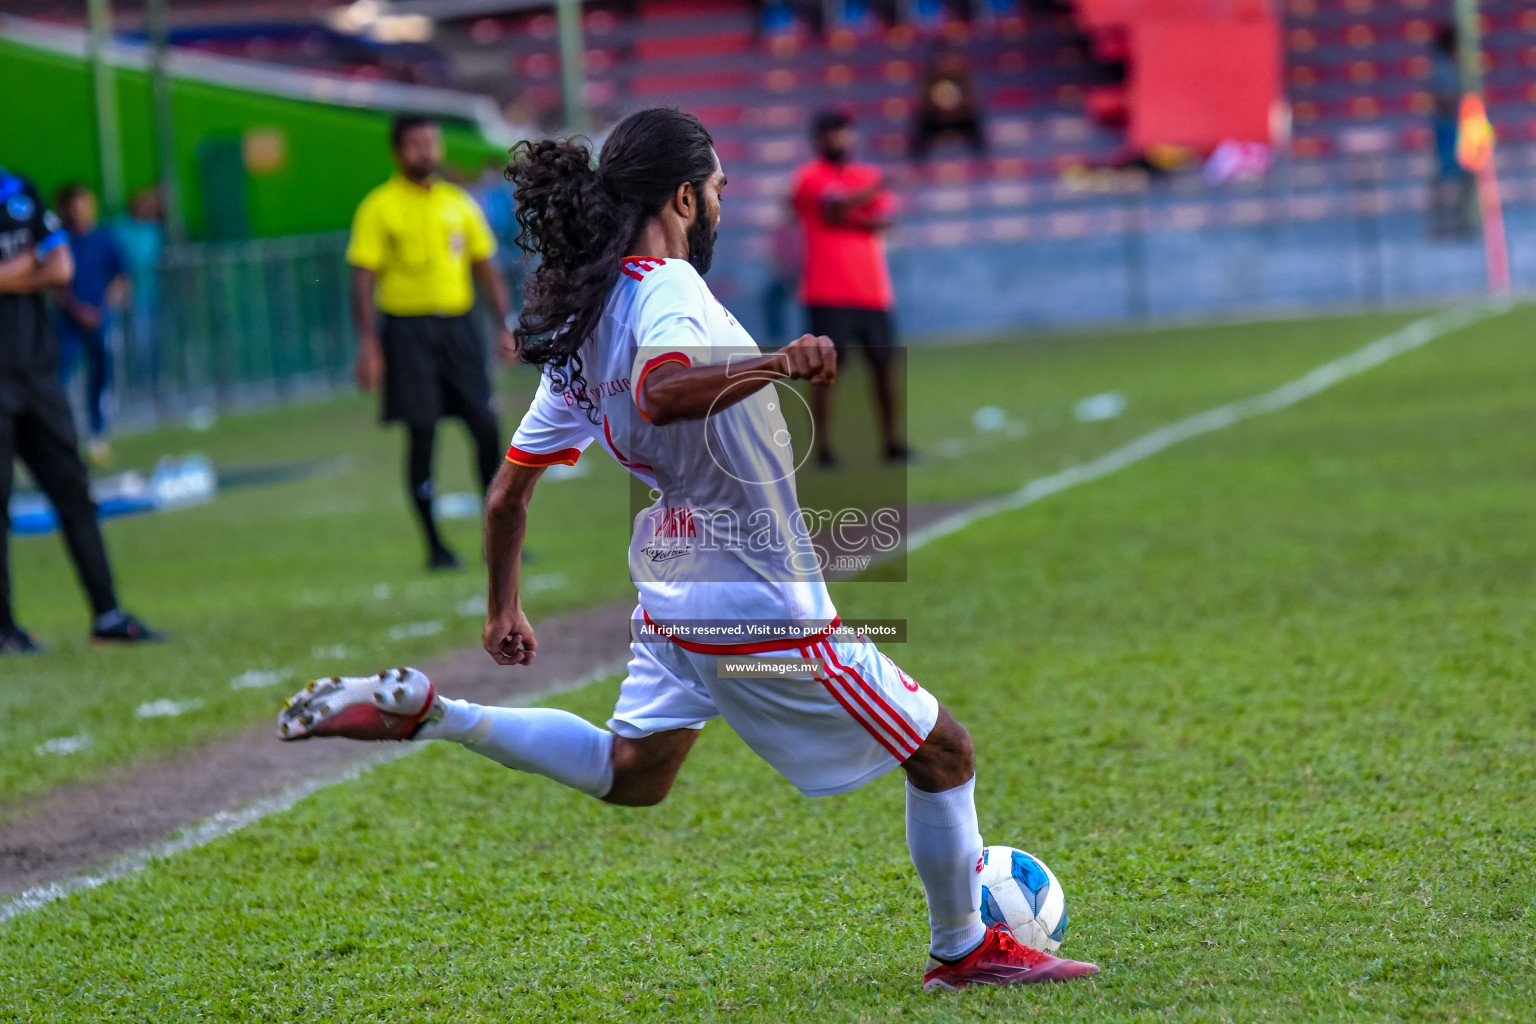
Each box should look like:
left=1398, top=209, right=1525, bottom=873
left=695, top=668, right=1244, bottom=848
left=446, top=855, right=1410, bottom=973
left=922, top=923, right=1100, bottom=991
left=276, top=667, right=437, bottom=741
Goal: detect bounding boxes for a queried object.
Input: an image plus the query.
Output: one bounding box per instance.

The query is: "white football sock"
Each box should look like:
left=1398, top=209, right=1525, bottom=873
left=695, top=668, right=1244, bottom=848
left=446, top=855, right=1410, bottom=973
left=906, top=777, right=988, bottom=960
left=415, top=699, right=614, bottom=798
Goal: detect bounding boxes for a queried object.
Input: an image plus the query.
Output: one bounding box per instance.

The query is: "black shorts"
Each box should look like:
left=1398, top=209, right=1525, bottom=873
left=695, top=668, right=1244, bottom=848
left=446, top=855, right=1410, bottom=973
left=0, top=367, right=78, bottom=441
left=379, top=313, right=494, bottom=427
left=807, top=305, right=895, bottom=353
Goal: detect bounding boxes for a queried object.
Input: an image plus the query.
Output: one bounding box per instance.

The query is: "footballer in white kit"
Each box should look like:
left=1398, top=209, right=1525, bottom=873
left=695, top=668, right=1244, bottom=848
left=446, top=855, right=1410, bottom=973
left=509, top=250, right=932, bottom=795
left=277, top=107, right=1097, bottom=991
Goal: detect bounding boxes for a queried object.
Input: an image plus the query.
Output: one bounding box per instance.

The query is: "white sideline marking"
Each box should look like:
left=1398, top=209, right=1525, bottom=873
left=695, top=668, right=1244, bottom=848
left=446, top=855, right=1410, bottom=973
left=0, top=748, right=408, bottom=926
left=387, top=620, right=445, bottom=642
left=134, top=698, right=205, bottom=719
left=0, top=659, right=629, bottom=925
left=34, top=733, right=93, bottom=757
left=230, top=667, right=291, bottom=691
left=1, top=302, right=1508, bottom=925
left=1073, top=390, right=1128, bottom=423
left=909, top=303, right=1508, bottom=553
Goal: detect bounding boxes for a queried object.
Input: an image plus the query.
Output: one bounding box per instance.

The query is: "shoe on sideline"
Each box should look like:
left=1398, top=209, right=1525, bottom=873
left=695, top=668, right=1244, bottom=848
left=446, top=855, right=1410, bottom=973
left=91, top=610, right=169, bottom=645
left=0, top=625, right=45, bottom=656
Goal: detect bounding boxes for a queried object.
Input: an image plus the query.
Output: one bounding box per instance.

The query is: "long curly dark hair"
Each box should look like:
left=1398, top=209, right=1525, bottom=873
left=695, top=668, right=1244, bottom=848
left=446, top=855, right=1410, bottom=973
left=507, top=107, right=717, bottom=411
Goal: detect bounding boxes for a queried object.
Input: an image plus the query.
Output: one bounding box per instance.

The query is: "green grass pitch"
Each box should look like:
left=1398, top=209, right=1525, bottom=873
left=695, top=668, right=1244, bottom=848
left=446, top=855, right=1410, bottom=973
left=2, top=304, right=1533, bottom=1020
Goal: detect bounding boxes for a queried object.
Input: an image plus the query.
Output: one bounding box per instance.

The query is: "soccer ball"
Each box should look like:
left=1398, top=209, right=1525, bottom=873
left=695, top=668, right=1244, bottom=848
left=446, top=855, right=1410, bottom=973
left=977, top=846, right=1068, bottom=952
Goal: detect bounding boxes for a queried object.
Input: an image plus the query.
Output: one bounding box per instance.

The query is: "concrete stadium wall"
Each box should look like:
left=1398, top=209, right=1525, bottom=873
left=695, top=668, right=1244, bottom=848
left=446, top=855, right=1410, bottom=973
left=890, top=211, right=1534, bottom=336
left=717, top=208, right=1535, bottom=344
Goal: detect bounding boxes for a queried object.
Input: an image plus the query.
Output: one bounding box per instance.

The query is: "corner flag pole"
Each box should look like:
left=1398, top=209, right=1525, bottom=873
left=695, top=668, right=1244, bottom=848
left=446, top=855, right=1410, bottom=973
left=1453, top=0, right=1509, bottom=294
left=1475, top=159, right=1510, bottom=294
left=1459, top=96, right=1511, bottom=295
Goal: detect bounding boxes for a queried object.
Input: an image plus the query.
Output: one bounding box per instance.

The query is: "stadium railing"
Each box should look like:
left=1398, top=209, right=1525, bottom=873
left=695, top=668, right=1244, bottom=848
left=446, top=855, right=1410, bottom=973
left=111, top=233, right=529, bottom=433
left=115, top=233, right=354, bottom=430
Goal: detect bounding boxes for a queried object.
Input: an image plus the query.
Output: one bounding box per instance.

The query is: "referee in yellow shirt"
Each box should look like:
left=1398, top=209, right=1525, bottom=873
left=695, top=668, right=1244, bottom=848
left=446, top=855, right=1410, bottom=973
left=348, top=114, right=516, bottom=570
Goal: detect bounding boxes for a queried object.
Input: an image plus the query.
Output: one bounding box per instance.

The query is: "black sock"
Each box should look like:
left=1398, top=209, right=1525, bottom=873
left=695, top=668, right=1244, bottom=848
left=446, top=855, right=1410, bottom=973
left=464, top=410, right=503, bottom=494
left=407, top=425, right=447, bottom=552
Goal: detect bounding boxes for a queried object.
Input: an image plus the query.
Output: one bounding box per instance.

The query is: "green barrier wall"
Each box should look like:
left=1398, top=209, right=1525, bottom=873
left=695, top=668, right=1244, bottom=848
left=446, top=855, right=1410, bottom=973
left=0, top=38, right=506, bottom=238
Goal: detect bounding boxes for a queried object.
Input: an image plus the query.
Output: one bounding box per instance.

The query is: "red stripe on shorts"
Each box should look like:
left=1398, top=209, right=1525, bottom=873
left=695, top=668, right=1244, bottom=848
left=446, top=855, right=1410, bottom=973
left=816, top=641, right=917, bottom=759
left=813, top=645, right=907, bottom=761
left=822, top=640, right=925, bottom=750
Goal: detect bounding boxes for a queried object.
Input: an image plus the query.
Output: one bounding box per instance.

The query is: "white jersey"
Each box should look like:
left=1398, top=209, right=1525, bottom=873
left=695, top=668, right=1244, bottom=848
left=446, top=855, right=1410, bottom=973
left=508, top=256, right=836, bottom=646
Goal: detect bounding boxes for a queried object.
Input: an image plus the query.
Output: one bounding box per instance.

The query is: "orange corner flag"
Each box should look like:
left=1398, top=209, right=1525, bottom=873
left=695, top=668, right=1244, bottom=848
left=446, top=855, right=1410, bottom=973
left=1457, top=94, right=1495, bottom=174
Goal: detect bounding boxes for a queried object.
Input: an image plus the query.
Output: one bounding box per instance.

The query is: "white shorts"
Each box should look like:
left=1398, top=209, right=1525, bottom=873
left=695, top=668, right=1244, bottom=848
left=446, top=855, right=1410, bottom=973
left=608, top=606, right=939, bottom=797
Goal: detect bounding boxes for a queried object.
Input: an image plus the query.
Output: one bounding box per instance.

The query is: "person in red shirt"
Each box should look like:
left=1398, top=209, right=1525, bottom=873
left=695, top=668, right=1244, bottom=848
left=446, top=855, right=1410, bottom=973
left=790, top=110, right=910, bottom=466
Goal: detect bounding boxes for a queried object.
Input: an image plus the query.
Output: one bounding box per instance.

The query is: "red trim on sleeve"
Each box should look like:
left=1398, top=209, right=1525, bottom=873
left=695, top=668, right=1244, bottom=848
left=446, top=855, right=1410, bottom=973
left=505, top=444, right=582, bottom=468
left=633, top=351, right=693, bottom=423
left=641, top=610, right=842, bottom=654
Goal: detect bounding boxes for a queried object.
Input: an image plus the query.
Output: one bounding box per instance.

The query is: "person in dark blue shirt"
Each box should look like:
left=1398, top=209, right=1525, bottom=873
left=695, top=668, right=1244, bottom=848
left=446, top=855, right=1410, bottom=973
left=0, top=169, right=164, bottom=653
left=1428, top=24, right=1471, bottom=238
left=53, top=183, right=126, bottom=463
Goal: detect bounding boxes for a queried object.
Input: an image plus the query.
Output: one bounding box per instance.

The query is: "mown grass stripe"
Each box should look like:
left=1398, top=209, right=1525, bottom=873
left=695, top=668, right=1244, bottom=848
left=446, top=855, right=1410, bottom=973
left=0, top=659, right=629, bottom=925
left=908, top=302, right=1509, bottom=553
left=1, top=303, right=1505, bottom=927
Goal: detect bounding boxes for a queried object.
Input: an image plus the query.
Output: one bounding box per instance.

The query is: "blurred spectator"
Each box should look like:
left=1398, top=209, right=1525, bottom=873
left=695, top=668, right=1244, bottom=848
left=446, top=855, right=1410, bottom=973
left=912, top=48, right=986, bottom=161
left=52, top=183, right=126, bottom=465
left=762, top=1, right=804, bottom=37
left=347, top=114, right=515, bottom=571
left=469, top=158, right=524, bottom=312
left=1203, top=141, right=1273, bottom=186
left=471, top=160, right=518, bottom=256
left=790, top=110, right=911, bottom=466
left=761, top=205, right=802, bottom=343
left=833, top=0, right=878, bottom=35
left=112, top=188, right=166, bottom=393
left=1428, top=24, right=1471, bottom=238
left=0, top=167, right=166, bottom=654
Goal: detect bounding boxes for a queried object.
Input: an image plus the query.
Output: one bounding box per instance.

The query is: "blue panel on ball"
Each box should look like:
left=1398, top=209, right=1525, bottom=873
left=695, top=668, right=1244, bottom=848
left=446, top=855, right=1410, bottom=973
left=980, top=886, right=1004, bottom=927
left=1009, top=851, right=1050, bottom=916
left=1049, top=903, right=1068, bottom=943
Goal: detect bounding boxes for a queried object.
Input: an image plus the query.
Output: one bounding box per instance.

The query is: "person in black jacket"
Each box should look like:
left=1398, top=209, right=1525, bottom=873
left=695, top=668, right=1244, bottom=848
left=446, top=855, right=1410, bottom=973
left=0, top=168, right=165, bottom=654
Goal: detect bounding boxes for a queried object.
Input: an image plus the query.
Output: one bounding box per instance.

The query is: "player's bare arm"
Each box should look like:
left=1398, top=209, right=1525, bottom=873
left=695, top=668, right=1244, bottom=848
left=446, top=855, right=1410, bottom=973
left=0, top=244, right=73, bottom=294
left=481, top=459, right=546, bottom=666
left=349, top=265, right=382, bottom=389
left=638, top=333, right=836, bottom=425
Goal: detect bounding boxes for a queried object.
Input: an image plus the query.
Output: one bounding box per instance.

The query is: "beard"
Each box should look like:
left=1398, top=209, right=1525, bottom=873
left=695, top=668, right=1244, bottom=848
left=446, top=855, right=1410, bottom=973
left=686, top=202, right=718, bottom=277
left=403, top=158, right=439, bottom=181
